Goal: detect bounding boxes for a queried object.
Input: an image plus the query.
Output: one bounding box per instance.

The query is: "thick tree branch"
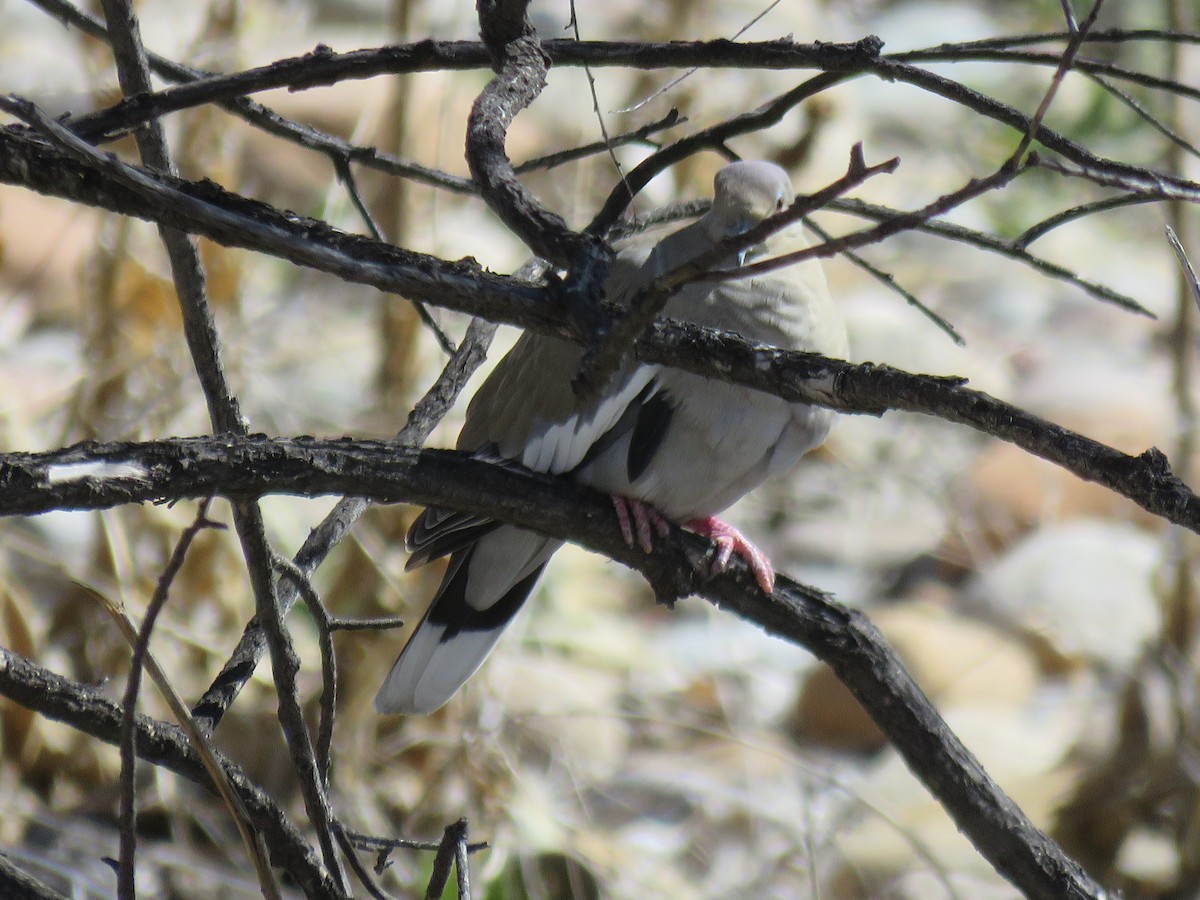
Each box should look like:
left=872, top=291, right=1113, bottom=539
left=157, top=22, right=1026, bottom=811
left=47, top=33, right=1200, bottom=206
left=0, top=116, right=556, bottom=335
left=467, top=0, right=582, bottom=266
left=64, top=36, right=884, bottom=145
left=466, top=0, right=615, bottom=344
left=0, top=436, right=1113, bottom=899
left=1, top=415, right=1193, bottom=555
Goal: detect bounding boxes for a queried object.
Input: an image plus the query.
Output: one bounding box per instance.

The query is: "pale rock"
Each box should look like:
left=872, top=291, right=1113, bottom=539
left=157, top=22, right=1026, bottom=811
left=966, top=519, right=1161, bottom=671
left=1115, top=826, right=1181, bottom=891
left=791, top=599, right=1040, bottom=751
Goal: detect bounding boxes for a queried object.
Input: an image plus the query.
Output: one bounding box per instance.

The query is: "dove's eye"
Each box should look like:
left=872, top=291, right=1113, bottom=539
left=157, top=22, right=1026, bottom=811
left=775, top=196, right=786, bottom=212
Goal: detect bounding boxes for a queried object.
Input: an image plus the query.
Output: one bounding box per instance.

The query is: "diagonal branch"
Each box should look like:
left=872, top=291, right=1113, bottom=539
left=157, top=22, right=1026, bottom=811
left=0, top=648, right=349, bottom=899
left=192, top=316, right=497, bottom=731
left=0, top=435, right=1123, bottom=899
left=825, top=197, right=1152, bottom=315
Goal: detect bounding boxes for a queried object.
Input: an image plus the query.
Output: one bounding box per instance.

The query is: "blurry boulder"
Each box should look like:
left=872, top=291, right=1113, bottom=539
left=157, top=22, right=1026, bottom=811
left=790, top=597, right=1040, bottom=752
left=966, top=519, right=1161, bottom=672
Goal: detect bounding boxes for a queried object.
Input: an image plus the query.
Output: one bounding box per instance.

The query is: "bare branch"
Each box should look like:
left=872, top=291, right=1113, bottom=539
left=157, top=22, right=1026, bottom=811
left=331, top=155, right=456, bottom=354
left=1168, top=227, right=1200, bottom=315
left=192, top=316, right=496, bottom=731
left=0, top=854, right=69, bottom=900
left=424, top=819, right=471, bottom=900
left=800, top=214, right=965, bottom=345
left=0, top=648, right=351, bottom=900
left=272, top=557, right=337, bottom=782
left=467, top=0, right=591, bottom=267
left=1009, top=0, right=1105, bottom=165
left=1015, top=193, right=1154, bottom=247
left=115, top=501, right=231, bottom=898
left=513, top=108, right=684, bottom=174
left=0, top=434, right=1124, bottom=899
left=824, top=197, right=1153, bottom=316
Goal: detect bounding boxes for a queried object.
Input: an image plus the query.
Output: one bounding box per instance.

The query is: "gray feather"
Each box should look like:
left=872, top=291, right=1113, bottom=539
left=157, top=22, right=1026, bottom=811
left=375, top=160, right=848, bottom=715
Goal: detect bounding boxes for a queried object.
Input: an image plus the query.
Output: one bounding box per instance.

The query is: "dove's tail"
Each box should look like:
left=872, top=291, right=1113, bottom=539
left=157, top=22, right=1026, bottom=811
left=374, top=527, right=558, bottom=715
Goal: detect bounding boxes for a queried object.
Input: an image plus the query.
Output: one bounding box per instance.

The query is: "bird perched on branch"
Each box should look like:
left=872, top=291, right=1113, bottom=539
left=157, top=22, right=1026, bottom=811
left=376, top=160, right=847, bottom=715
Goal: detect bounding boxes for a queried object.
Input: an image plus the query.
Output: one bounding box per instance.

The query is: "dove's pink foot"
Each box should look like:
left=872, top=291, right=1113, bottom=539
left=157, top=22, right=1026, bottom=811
left=612, top=496, right=672, bottom=554
left=684, top=516, right=775, bottom=594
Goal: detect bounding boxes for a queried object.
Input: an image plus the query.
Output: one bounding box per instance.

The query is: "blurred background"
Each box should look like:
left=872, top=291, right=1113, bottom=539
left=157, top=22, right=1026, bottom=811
left=1, top=0, right=1198, bottom=896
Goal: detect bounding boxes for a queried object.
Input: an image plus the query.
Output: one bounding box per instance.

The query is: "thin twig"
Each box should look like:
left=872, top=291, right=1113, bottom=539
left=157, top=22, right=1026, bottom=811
left=328, top=614, right=408, bottom=632
left=117, top=501, right=224, bottom=898
left=1059, top=0, right=1080, bottom=33
left=192, top=315, right=497, bottom=730
left=331, top=155, right=456, bottom=355
left=1011, top=0, right=1106, bottom=164
left=513, top=108, right=684, bottom=174
left=86, top=582, right=282, bottom=900
left=1014, top=193, right=1153, bottom=247
left=1029, top=153, right=1200, bottom=202
left=333, top=823, right=392, bottom=900
left=800, top=214, right=965, bottom=345
left=272, top=556, right=338, bottom=782
left=340, top=824, right=490, bottom=856
left=233, top=501, right=349, bottom=889
left=1168, top=227, right=1200, bottom=315
left=824, top=197, right=1153, bottom=316
left=566, top=0, right=628, bottom=187
left=1086, top=73, right=1200, bottom=161
left=574, top=144, right=899, bottom=398
left=896, top=44, right=1200, bottom=107
left=613, top=0, right=784, bottom=113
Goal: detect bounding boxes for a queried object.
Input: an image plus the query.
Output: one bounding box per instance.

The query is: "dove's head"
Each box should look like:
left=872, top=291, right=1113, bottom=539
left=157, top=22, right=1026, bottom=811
left=706, top=161, right=794, bottom=242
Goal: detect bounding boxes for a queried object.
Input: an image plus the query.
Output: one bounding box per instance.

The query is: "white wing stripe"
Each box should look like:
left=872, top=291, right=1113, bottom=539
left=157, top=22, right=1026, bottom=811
left=521, top=366, right=658, bottom=474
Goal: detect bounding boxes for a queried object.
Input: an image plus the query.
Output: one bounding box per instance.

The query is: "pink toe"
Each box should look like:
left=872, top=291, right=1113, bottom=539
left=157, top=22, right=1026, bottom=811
left=685, top=516, right=776, bottom=593
left=612, top=496, right=672, bottom=554
left=633, top=502, right=655, bottom=554
left=612, top=496, right=635, bottom=547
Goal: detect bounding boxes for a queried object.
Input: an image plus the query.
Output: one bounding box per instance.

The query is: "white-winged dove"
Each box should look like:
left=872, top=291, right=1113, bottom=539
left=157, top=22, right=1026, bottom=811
left=375, top=161, right=848, bottom=715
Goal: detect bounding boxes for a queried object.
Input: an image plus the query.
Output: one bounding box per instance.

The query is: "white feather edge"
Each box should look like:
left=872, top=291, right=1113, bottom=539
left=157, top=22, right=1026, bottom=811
left=376, top=530, right=559, bottom=715
left=374, top=620, right=505, bottom=715
left=521, top=365, right=658, bottom=474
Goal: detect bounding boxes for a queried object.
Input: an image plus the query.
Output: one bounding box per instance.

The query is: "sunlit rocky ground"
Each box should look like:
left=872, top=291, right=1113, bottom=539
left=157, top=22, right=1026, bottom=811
left=1, top=0, right=1197, bottom=896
